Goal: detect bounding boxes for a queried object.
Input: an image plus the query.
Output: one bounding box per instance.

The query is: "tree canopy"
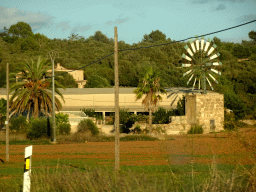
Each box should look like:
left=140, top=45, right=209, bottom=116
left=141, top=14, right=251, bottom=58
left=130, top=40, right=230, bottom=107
left=8, top=22, right=33, bottom=38
left=9, top=56, right=65, bottom=118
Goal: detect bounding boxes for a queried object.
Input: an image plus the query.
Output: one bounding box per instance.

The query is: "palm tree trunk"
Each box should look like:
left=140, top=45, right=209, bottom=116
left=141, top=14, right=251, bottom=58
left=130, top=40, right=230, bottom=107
left=149, top=107, right=152, bottom=134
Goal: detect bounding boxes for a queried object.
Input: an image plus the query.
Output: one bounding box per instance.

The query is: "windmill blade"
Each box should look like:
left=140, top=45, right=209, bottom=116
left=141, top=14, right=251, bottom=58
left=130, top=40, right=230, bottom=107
left=195, top=39, right=199, bottom=51
left=184, top=45, right=194, bottom=57
left=187, top=74, right=194, bottom=85
left=204, top=41, right=210, bottom=52
left=182, top=53, right=192, bottom=61
left=207, top=44, right=217, bottom=56
left=209, top=53, right=220, bottom=60
left=190, top=42, right=196, bottom=53
left=209, top=73, right=218, bottom=84
left=200, top=38, right=204, bottom=50
left=192, top=77, right=197, bottom=89
left=205, top=62, right=222, bottom=66
left=206, top=77, right=214, bottom=90
left=182, top=64, right=192, bottom=67
left=183, top=69, right=192, bottom=77
left=210, top=68, right=221, bottom=75
left=212, top=62, right=222, bottom=66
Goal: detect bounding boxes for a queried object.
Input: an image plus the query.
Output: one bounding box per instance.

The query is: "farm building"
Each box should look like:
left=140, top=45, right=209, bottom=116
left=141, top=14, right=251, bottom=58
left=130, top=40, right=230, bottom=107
left=0, top=87, right=224, bottom=134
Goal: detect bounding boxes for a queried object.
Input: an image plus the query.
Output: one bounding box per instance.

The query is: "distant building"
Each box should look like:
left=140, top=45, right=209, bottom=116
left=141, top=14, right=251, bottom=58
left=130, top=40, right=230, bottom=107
left=15, top=63, right=87, bottom=88
left=52, top=63, right=87, bottom=88
left=0, top=87, right=224, bottom=134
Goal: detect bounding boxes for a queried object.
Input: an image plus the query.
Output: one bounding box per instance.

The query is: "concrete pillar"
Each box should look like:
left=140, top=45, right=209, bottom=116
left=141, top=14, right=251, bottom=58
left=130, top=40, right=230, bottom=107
left=103, top=111, right=106, bottom=124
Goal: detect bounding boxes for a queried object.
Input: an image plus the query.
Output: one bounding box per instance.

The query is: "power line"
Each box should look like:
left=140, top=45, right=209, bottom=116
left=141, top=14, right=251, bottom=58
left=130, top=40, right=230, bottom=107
left=119, top=19, right=256, bottom=52
left=45, top=52, right=114, bottom=79
left=47, top=19, right=256, bottom=79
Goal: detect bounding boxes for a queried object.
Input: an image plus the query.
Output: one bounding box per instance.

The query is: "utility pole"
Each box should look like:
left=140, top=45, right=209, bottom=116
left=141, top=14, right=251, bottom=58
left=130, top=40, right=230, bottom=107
left=6, top=62, right=9, bottom=162
left=114, top=27, right=120, bottom=171
left=47, top=51, right=59, bottom=144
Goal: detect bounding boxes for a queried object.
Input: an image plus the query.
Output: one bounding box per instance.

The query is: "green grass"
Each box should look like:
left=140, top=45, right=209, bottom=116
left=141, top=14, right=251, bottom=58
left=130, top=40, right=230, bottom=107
left=0, top=159, right=254, bottom=192
left=0, top=139, right=51, bottom=145
left=0, top=131, right=255, bottom=191
left=0, top=134, right=161, bottom=145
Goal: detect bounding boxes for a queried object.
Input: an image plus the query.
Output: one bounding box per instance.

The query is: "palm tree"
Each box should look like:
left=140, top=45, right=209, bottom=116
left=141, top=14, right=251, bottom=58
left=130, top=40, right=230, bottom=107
left=134, top=67, right=167, bottom=134
left=10, top=56, right=65, bottom=118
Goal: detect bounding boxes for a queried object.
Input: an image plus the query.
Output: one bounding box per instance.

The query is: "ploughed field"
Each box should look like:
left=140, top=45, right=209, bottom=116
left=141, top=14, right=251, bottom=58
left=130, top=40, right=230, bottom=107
left=0, top=128, right=255, bottom=166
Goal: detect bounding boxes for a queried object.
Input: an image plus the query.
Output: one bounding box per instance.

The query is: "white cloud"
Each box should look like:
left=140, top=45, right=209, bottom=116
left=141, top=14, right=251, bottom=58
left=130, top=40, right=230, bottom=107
left=105, top=17, right=128, bottom=25
left=0, top=6, right=93, bottom=36
left=56, top=22, right=70, bottom=32
left=191, top=0, right=211, bottom=4
left=213, top=3, right=226, bottom=11
left=0, top=6, right=54, bottom=31
left=70, top=24, right=92, bottom=33
left=236, top=14, right=256, bottom=22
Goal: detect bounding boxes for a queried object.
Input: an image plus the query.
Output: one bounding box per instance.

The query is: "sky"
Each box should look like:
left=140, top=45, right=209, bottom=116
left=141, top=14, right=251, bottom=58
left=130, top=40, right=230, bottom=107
left=0, top=0, right=255, bottom=45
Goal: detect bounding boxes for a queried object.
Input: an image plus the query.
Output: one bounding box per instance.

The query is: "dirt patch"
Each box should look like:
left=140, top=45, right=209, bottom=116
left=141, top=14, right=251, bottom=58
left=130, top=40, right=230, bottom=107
left=0, top=129, right=255, bottom=166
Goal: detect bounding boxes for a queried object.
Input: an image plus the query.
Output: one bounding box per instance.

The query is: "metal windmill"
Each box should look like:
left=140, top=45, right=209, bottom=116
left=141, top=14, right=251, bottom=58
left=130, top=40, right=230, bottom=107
left=181, top=37, right=222, bottom=94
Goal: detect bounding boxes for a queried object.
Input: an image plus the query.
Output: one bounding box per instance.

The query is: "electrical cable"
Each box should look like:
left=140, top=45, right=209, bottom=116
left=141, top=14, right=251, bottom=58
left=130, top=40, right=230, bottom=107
left=45, top=19, right=256, bottom=79
left=45, top=52, right=114, bottom=79
left=118, top=19, right=256, bottom=52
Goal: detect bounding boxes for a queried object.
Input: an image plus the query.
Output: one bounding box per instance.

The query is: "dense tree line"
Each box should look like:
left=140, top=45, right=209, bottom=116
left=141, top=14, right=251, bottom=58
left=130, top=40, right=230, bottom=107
left=0, top=22, right=256, bottom=119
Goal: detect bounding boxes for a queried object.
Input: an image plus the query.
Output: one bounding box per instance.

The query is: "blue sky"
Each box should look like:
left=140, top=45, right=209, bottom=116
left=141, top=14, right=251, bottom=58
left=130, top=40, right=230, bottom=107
left=0, top=0, right=255, bottom=44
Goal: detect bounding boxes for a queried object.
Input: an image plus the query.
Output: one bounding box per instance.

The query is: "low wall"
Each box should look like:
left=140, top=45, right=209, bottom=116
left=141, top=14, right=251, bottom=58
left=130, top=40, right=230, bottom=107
left=130, top=116, right=191, bottom=135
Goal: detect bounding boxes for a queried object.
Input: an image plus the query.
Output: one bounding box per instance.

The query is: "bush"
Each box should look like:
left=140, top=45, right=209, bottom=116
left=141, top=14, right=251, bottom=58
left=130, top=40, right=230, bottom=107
left=55, top=113, right=71, bottom=135
left=224, top=91, right=246, bottom=120
left=176, top=96, right=185, bottom=116
left=57, top=123, right=71, bottom=135
left=187, top=124, right=204, bottom=134
left=9, top=116, right=28, bottom=133
left=55, top=113, right=69, bottom=124
left=120, top=135, right=158, bottom=141
left=85, top=75, right=110, bottom=88
left=153, top=107, right=173, bottom=124
left=82, top=108, right=103, bottom=120
left=110, top=109, right=137, bottom=133
left=77, top=119, right=99, bottom=136
left=26, top=118, right=52, bottom=140
left=224, top=111, right=236, bottom=130
left=133, top=125, right=142, bottom=134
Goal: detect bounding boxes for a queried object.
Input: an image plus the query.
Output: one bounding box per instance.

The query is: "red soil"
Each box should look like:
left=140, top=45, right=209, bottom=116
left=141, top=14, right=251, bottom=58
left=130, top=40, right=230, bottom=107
left=0, top=128, right=255, bottom=166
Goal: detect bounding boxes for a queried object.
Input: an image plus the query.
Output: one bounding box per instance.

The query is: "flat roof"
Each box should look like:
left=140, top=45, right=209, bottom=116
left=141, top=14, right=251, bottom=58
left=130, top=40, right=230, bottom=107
left=0, top=87, right=216, bottom=95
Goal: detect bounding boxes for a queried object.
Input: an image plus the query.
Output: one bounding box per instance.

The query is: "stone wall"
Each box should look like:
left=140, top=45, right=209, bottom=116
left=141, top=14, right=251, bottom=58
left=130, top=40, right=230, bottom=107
left=128, top=93, right=225, bottom=135
left=186, top=93, right=224, bottom=133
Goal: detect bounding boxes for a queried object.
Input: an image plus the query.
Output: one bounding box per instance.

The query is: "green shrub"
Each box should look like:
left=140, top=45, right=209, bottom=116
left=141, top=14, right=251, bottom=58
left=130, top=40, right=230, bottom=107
left=85, top=75, right=110, bottom=88
left=133, top=125, right=142, bottom=134
left=153, top=107, right=173, bottom=124
left=176, top=96, right=185, bottom=116
left=187, top=124, right=204, bottom=134
left=224, top=91, right=246, bottom=120
left=9, top=116, right=28, bottom=133
left=120, top=135, right=158, bottom=141
left=56, top=113, right=69, bottom=124
left=110, top=109, right=137, bottom=133
left=26, top=118, right=52, bottom=140
left=82, top=108, right=103, bottom=120
left=77, top=119, right=99, bottom=136
left=57, top=123, right=71, bottom=135
left=55, top=113, right=71, bottom=135
left=224, top=111, right=236, bottom=130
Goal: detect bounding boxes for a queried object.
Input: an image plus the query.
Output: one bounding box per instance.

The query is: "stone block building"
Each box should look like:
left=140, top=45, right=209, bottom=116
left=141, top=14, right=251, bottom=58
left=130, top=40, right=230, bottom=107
left=185, top=93, right=224, bottom=133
